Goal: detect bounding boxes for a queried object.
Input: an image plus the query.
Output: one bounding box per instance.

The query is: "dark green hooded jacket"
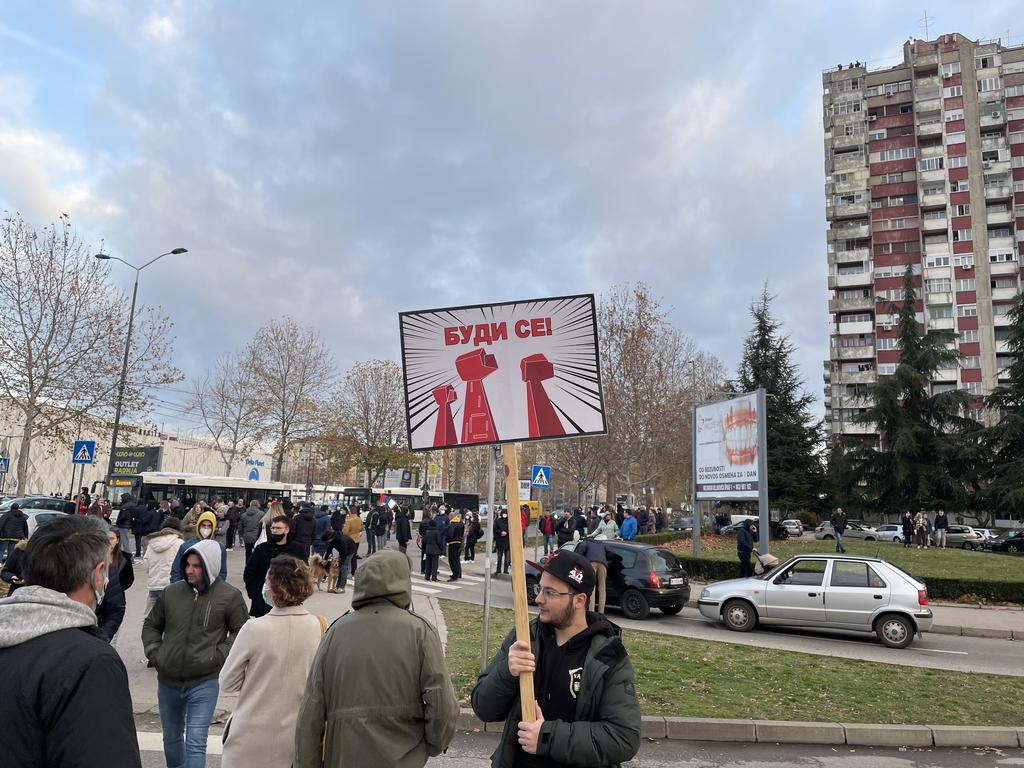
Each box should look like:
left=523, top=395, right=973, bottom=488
left=294, top=550, right=458, bottom=768
left=471, top=614, right=641, bottom=768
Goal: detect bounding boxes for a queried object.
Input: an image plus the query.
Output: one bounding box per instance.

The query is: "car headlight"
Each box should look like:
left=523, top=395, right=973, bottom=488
left=700, top=588, right=709, bottom=599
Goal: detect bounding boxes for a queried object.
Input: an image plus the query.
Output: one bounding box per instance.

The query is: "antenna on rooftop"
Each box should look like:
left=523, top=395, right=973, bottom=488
left=919, top=10, right=936, bottom=41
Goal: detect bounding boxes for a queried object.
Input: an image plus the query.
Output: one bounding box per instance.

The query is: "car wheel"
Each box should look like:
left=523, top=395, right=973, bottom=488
left=660, top=603, right=684, bottom=616
left=526, top=576, right=540, bottom=606
left=864, top=536, right=875, bottom=541
left=962, top=542, right=975, bottom=550
left=822, top=534, right=833, bottom=540
left=620, top=589, right=650, bottom=620
left=893, top=536, right=902, bottom=543
left=875, top=613, right=914, bottom=649
left=1009, top=543, right=1022, bottom=553
left=722, top=599, right=757, bottom=632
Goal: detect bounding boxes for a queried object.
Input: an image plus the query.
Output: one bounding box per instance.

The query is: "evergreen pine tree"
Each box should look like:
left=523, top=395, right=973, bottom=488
left=853, top=267, right=976, bottom=513
left=737, top=286, right=823, bottom=513
left=981, top=298, right=1024, bottom=517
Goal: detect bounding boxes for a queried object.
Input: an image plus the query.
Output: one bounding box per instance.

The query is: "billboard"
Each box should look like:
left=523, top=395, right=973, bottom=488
left=400, top=294, right=606, bottom=450
left=694, top=391, right=764, bottom=500
left=111, top=446, right=162, bottom=476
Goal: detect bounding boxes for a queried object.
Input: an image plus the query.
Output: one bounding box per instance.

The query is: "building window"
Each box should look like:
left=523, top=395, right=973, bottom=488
left=958, top=304, right=978, bottom=317
left=942, top=62, right=962, bottom=77
left=961, top=356, right=981, bottom=369
left=953, top=254, right=975, bottom=267
left=994, top=303, right=1015, bottom=316
left=943, top=85, right=964, bottom=98
left=959, top=330, right=978, bottom=343
left=926, top=254, right=950, bottom=267
left=956, top=278, right=976, bottom=291
left=954, top=203, right=970, bottom=216
left=953, top=229, right=972, bottom=242
left=878, top=363, right=897, bottom=375
left=877, top=337, right=898, bottom=350
left=882, top=172, right=904, bottom=184
left=930, top=306, right=954, bottom=319
left=977, top=77, right=1002, bottom=92
left=991, top=277, right=1017, bottom=289
left=990, top=227, right=1012, bottom=239
left=1006, top=85, right=1024, bottom=98
left=922, top=182, right=944, bottom=196
left=926, top=278, right=952, bottom=293
left=879, top=147, right=916, bottom=161
left=961, top=381, right=982, bottom=395
left=948, top=155, right=968, bottom=168
left=945, top=108, right=965, bottom=121
left=919, top=156, right=944, bottom=171
left=976, top=55, right=999, bottom=70
left=990, top=250, right=1016, bottom=262
left=839, top=313, right=872, bottom=324
left=950, top=179, right=969, bottom=192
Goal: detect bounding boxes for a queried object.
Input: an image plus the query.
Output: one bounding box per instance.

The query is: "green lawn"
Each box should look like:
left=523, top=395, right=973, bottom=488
left=441, top=600, right=1024, bottom=726
left=677, top=538, right=1024, bottom=584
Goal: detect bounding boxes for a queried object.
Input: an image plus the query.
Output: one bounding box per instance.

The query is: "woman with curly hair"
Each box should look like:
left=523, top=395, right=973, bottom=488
left=218, top=555, right=325, bottom=768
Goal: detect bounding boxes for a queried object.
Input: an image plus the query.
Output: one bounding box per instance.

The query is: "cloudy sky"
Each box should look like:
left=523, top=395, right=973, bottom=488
left=1, top=1, right=1020, bottom=433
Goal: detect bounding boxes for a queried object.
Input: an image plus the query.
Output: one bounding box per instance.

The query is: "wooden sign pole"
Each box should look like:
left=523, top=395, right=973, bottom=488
left=501, top=442, right=536, bottom=723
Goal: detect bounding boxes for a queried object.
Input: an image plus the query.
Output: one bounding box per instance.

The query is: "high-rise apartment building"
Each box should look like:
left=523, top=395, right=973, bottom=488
left=823, top=33, right=1024, bottom=442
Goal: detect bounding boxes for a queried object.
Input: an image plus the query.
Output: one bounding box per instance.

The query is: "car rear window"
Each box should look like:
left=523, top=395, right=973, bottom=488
left=648, top=549, right=681, bottom=573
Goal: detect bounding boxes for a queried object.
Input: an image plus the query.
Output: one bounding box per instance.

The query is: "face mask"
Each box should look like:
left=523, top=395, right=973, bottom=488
left=269, top=532, right=286, bottom=544
left=92, top=565, right=109, bottom=608
left=262, top=582, right=273, bottom=607
left=199, top=525, right=213, bottom=539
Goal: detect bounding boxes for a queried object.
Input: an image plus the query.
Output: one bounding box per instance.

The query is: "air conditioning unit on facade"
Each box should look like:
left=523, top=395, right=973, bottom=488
left=992, top=111, right=1002, bottom=119
left=984, top=161, right=992, bottom=169
left=881, top=324, right=892, bottom=331
left=964, top=264, right=974, bottom=270
left=868, top=115, right=877, bottom=121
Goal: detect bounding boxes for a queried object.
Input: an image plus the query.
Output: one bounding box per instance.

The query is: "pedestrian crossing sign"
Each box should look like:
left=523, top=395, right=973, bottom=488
left=72, top=440, right=96, bottom=465
left=531, top=464, right=551, bottom=488
left=0, top=457, right=8, bottom=474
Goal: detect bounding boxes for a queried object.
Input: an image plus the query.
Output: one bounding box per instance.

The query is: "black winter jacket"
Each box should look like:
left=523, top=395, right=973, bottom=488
left=242, top=538, right=309, bottom=617
left=0, top=507, right=28, bottom=540
left=422, top=520, right=444, bottom=556
left=291, top=509, right=317, bottom=547
left=556, top=516, right=576, bottom=546
left=494, top=515, right=510, bottom=549
left=736, top=521, right=755, bottom=555
left=395, top=512, right=412, bottom=544
left=96, top=556, right=134, bottom=642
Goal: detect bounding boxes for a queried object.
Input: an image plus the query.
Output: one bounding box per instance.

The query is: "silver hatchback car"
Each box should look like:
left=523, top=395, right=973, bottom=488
left=697, top=554, right=933, bottom=649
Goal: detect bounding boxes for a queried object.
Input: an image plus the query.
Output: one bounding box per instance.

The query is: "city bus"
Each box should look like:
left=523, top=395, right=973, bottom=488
left=336, top=487, right=480, bottom=522
left=95, top=472, right=294, bottom=508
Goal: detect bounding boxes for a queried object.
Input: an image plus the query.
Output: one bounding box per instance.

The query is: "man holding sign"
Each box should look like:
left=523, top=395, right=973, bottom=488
left=470, top=549, right=640, bottom=767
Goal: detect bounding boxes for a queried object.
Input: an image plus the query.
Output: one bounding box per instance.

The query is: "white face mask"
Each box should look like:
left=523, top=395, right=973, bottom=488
left=199, top=525, right=214, bottom=539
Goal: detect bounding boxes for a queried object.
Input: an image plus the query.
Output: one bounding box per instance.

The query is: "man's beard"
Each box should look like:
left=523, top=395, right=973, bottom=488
left=540, top=597, right=577, bottom=629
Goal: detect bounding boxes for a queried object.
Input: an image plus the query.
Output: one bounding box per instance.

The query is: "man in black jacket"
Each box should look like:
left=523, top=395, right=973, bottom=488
left=0, top=502, right=29, bottom=563
left=445, top=513, right=464, bottom=582
left=0, top=515, right=141, bottom=767
left=736, top=519, right=757, bottom=577
left=242, top=515, right=308, bottom=617
left=555, top=509, right=576, bottom=548
left=493, top=509, right=511, bottom=576
left=291, top=503, right=317, bottom=559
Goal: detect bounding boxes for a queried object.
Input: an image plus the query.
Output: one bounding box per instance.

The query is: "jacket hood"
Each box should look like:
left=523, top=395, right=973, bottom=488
left=0, top=585, right=97, bottom=648
left=147, top=529, right=182, bottom=552
left=352, top=550, right=411, bottom=611
left=180, top=538, right=222, bottom=589
left=194, top=510, right=218, bottom=539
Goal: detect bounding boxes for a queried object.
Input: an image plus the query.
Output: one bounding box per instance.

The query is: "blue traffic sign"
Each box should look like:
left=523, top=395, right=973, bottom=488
left=0, top=456, right=8, bottom=474
left=531, top=464, right=551, bottom=488
left=72, top=440, right=97, bottom=465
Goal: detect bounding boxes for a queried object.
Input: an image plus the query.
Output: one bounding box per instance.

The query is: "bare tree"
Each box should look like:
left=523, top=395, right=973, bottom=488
left=190, top=352, right=269, bottom=475
left=546, top=436, right=607, bottom=507
left=326, top=359, right=412, bottom=487
left=245, top=317, right=334, bottom=481
left=0, top=214, right=179, bottom=490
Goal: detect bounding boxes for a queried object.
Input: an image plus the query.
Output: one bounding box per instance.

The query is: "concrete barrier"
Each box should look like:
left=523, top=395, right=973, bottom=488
left=665, top=717, right=756, bottom=742
left=640, top=717, right=667, bottom=739
left=457, top=708, right=484, bottom=732
left=931, top=725, right=1021, bottom=747
left=844, top=723, right=932, bottom=747
left=754, top=720, right=845, bottom=745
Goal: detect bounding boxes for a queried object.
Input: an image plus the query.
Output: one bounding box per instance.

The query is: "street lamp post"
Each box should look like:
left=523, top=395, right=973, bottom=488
left=95, top=248, right=187, bottom=492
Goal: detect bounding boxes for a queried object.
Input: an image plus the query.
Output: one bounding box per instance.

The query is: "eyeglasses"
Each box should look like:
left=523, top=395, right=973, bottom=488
left=538, top=588, right=572, bottom=600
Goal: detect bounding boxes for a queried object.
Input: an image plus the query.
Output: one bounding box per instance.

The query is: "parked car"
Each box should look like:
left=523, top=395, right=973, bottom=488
left=25, top=509, right=69, bottom=538
left=525, top=540, right=690, bottom=620
left=985, top=530, right=1024, bottom=554
left=778, top=519, right=803, bottom=538
left=0, top=496, right=68, bottom=513
left=934, top=525, right=985, bottom=550
left=874, top=524, right=904, bottom=542
left=668, top=516, right=693, bottom=532
left=697, top=553, right=933, bottom=649
left=814, top=521, right=880, bottom=541
left=972, top=528, right=998, bottom=543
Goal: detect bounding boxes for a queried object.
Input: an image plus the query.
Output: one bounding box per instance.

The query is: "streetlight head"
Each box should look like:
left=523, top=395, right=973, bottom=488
left=170, top=247, right=188, bottom=255
left=94, top=253, right=111, bottom=260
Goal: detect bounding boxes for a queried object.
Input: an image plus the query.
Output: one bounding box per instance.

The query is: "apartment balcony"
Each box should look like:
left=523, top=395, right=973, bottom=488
left=991, top=285, right=1020, bottom=301
left=921, top=192, right=946, bottom=207
left=987, top=209, right=1013, bottom=225
left=928, top=316, right=955, bottom=330
left=989, top=259, right=1018, bottom=276
left=995, top=312, right=1014, bottom=327
left=933, top=367, right=958, bottom=382
left=829, top=295, right=874, bottom=312
left=830, top=247, right=871, bottom=265
left=832, top=369, right=877, bottom=385
left=982, top=136, right=1007, bottom=151
left=989, top=235, right=1016, bottom=250
left=915, top=97, right=941, bottom=113
left=917, top=120, right=942, bottom=137
left=836, top=344, right=876, bottom=360
left=832, top=419, right=878, bottom=436
left=983, top=159, right=1011, bottom=175
left=981, top=111, right=1007, bottom=128
left=979, top=88, right=1005, bottom=104
left=829, top=271, right=872, bottom=289
left=831, top=133, right=866, bottom=151
left=837, top=319, right=874, bottom=335
left=925, top=291, right=953, bottom=305
left=922, top=215, right=948, bottom=232
left=984, top=185, right=1012, bottom=201
left=827, top=222, right=871, bottom=240
left=834, top=393, right=875, bottom=408
left=995, top=339, right=1011, bottom=354
left=912, top=51, right=939, bottom=67
left=829, top=178, right=868, bottom=195
left=831, top=201, right=870, bottom=219
left=832, top=153, right=867, bottom=172
left=919, top=168, right=947, bottom=183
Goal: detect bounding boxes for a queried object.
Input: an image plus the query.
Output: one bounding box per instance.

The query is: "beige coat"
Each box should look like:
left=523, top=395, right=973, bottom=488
left=218, top=605, right=323, bottom=768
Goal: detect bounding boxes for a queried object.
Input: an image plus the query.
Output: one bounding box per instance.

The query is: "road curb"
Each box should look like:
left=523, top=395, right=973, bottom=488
left=456, top=709, right=1023, bottom=747
left=931, top=623, right=1017, bottom=640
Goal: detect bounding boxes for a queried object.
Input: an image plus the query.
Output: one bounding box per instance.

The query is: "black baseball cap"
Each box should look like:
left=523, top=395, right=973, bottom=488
left=529, top=549, right=596, bottom=597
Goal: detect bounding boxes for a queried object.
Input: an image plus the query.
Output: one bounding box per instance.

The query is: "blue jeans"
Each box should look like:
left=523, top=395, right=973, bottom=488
left=366, top=534, right=376, bottom=555
left=543, top=535, right=554, bottom=555
left=0, top=540, right=14, bottom=563
left=834, top=530, right=845, bottom=552
left=335, top=558, right=350, bottom=589
left=158, top=679, right=219, bottom=768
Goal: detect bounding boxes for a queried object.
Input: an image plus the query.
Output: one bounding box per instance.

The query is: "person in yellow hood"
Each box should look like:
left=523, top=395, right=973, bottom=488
left=169, top=510, right=228, bottom=583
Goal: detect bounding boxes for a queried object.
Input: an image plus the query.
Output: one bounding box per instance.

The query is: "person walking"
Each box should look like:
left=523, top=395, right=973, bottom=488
left=96, top=524, right=135, bottom=643
left=464, top=512, right=482, bottom=561
left=933, top=509, right=949, bottom=549
left=364, top=506, right=379, bottom=555
left=290, top=503, right=317, bottom=559
left=239, top=500, right=264, bottom=562
left=619, top=509, right=638, bottom=541
left=538, top=509, right=555, bottom=555
left=219, top=555, right=325, bottom=768
left=736, top=519, right=756, bottom=578
left=170, top=510, right=228, bottom=583
left=595, top=510, right=619, bottom=540
left=576, top=535, right=609, bottom=614
left=913, top=511, right=929, bottom=548
left=422, top=511, right=444, bottom=582
left=372, top=503, right=389, bottom=553
left=395, top=506, right=412, bottom=554
left=114, top=494, right=135, bottom=558
left=0, top=501, right=29, bottom=564
left=494, top=509, right=511, bottom=575
left=471, top=549, right=641, bottom=768
left=132, top=498, right=160, bottom=560
left=143, top=539, right=248, bottom=768
left=0, top=515, right=142, bottom=766
left=143, top=518, right=183, bottom=616
left=294, top=550, right=458, bottom=768
left=312, top=505, right=333, bottom=557
left=343, top=507, right=364, bottom=574
left=225, top=500, right=241, bottom=551
left=323, top=529, right=357, bottom=593
left=901, top=510, right=914, bottom=548
left=445, top=512, right=464, bottom=582
left=243, top=516, right=309, bottom=618
left=830, top=507, right=848, bottom=554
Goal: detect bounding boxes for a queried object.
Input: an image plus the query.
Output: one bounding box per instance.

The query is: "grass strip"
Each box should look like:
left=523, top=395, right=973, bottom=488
left=441, top=599, right=1024, bottom=726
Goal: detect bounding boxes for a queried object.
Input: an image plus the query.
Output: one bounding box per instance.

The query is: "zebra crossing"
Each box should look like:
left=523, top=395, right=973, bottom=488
left=410, top=561, right=489, bottom=595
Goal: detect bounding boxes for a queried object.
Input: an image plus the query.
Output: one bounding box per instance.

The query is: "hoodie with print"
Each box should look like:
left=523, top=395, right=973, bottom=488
left=142, top=539, right=248, bottom=689
left=169, top=510, right=228, bottom=583
left=0, top=586, right=141, bottom=766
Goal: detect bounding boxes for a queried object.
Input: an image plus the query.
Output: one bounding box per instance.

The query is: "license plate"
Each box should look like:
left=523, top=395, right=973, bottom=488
left=670, top=578, right=685, bottom=585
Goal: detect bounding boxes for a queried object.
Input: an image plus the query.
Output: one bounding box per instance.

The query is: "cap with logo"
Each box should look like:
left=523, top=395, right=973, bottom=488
left=529, top=549, right=596, bottom=597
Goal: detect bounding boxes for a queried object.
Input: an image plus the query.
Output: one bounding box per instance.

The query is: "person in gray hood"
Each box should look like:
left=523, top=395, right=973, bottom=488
left=0, top=515, right=141, bottom=767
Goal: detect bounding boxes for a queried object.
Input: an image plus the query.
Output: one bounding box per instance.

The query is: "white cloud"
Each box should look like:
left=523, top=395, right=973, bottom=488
left=141, top=15, right=180, bottom=43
